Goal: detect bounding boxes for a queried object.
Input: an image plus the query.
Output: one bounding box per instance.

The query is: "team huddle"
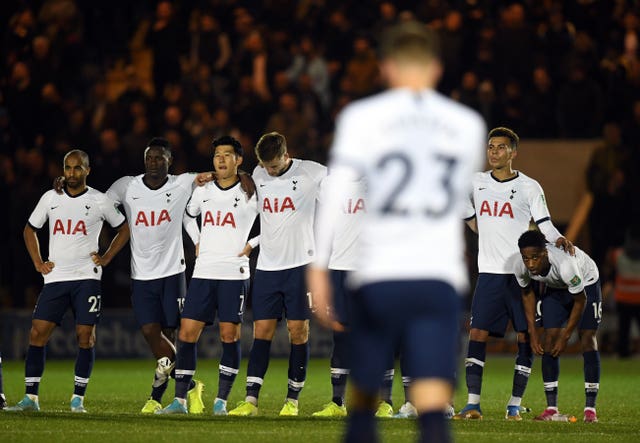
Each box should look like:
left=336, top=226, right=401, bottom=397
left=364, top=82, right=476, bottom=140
left=1, top=21, right=601, bottom=443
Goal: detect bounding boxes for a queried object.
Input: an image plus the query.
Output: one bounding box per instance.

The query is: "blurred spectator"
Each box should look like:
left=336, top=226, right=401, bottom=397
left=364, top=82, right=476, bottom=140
left=264, top=91, right=310, bottom=157
left=5, top=61, right=40, bottom=147
left=145, top=0, right=186, bottom=97
left=91, top=128, right=122, bottom=191
left=522, top=66, right=558, bottom=138
left=343, top=35, right=379, bottom=98
left=557, top=62, right=604, bottom=137
left=286, top=36, right=331, bottom=110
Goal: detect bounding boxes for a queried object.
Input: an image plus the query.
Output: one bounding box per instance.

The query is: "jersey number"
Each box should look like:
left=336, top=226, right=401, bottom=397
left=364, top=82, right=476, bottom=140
left=88, top=295, right=101, bottom=313
left=592, top=302, right=602, bottom=320
left=377, top=152, right=458, bottom=217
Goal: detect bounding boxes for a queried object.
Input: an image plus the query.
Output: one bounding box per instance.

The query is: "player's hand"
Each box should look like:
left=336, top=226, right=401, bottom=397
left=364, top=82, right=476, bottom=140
left=238, top=170, right=256, bottom=199
left=195, top=172, right=215, bottom=186
left=36, top=260, right=55, bottom=275
left=556, top=237, right=575, bottom=256
left=529, top=331, right=544, bottom=355
left=550, top=334, right=569, bottom=357
left=238, top=242, right=252, bottom=257
left=90, top=251, right=109, bottom=267
left=195, top=243, right=199, bottom=257
left=53, top=176, right=65, bottom=194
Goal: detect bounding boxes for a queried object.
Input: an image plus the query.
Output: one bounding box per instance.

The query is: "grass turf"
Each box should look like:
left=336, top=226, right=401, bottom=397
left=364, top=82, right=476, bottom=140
left=1, top=356, right=639, bottom=442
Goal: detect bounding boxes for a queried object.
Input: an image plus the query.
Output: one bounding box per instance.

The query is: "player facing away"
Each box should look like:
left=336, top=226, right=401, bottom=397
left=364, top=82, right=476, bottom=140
left=106, top=137, right=213, bottom=413
left=311, top=176, right=366, bottom=418
left=309, top=21, right=485, bottom=443
left=6, top=149, right=129, bottom=412
left=455, top=126, right=574, bottom=421
left=516, top=230, right=601, bottom=423
left=157, top=136, right=258, bottom=415
left=228, top=131, right=327, bottom=417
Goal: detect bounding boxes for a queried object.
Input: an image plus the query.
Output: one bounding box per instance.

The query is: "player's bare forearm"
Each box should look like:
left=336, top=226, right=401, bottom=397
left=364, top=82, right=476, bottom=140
left=306, top=266, right=335, bottom=330
left=93, top=223, right=130, bottom=267
left=564, top=291, right=586, bottom=339
left=465, top=217, right=478, bottom=234
left=237, top=242, right=253, bottom=257
left=194, top=171, right=215, bottom=186
left=23, top=224, right=53, bottom=274
left=522, top=286, right=543, bottom=354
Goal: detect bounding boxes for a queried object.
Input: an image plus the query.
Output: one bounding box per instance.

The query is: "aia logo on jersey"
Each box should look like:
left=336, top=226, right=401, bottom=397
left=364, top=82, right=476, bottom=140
left=344, top=198, right=366, bottom=214
left=262, top=196, right=295, bottom=213
left=135, top=210, right=171, bottom=226
left=52, top=219, right=87, bottom=235
left=202, top=210, right=236, bottom=228
left=478, top=200, right=514, bottom=218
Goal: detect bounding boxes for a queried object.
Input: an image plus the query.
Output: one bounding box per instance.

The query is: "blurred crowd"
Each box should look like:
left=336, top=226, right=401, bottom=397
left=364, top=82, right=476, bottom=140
left=2, top=0, right=640, bottom=309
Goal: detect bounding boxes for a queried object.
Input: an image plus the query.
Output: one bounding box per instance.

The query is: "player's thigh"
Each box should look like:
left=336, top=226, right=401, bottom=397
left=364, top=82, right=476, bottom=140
left=251, top=269, right=285, bottom=321
left=161, top=272, right=186, bottom=328
left=330, top=270, right=351, bottom=325
left=281, top=265, right=311, bottom=320
left=580, top=281, right=603, bottom=330
left=541, top=289, right=573, bottom=329
left=470, top=273, right=514, bottom=336
left=71, top=279, right=102, bottom=325
left=401, top=281, right=460, bottom=382
left=182, top=278, right=218, bottom=326
left=217, top=279, right=249, bottom=324
left=33, top=281, right=75, bottom=325
left=348, top=285, right=395, bottom=395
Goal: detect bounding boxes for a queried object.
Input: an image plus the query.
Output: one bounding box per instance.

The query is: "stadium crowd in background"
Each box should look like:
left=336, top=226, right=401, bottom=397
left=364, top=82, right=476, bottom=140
left=2, top=0, right=640, bottom=310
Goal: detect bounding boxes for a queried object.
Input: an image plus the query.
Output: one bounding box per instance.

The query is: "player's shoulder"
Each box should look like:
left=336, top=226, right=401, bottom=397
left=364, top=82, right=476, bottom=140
left=514, top=171, right=544, bottom=191
left=295, top=158, right=327, bottom=177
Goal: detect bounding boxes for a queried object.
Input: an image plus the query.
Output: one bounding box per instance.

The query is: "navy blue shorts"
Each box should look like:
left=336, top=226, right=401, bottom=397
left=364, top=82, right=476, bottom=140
left=131, top=273, right=186, bottom=328
left=251, top=265, right=311, bottom=321
left=541, top=280, right=602, bottom=330
left=470, top=273, right=527, bottom=337
left=33, top=279, right=102, bottom=325
left=182, top=278, right=248, bottom=325
left=331, top=270, right=351, bottom=325
left=349, top=280, right=460, bottom=395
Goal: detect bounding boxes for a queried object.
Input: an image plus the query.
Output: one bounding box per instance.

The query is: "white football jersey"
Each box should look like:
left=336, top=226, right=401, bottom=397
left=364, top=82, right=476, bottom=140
left=318, top=176, right=366, bottom=271
left=28, top=187, right=125, bottom=284
left=464, top=171, right=562, bottom=274
left=253, top=159, right=327, bottom=270
left=316, top=88, right=485, bottom=291
left=107, top=173, right=195, bottom=280
left=186, top=180, right=258, bottom=279
left=514, top=245, right=599, bottom=294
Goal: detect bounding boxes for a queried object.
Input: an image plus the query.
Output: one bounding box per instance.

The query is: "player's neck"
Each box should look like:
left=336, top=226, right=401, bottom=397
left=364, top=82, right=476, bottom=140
left=65, top=184, right=87, bottom=196
left=143, top=175, right=168, bottom=190
left=217, top=175, right=239, bottom=188
left=491, top=166, right=516, bottom=181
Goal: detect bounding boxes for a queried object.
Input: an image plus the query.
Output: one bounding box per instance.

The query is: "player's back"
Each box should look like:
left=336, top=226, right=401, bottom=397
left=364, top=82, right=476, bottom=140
left=331, top=88, right=485, bottom=290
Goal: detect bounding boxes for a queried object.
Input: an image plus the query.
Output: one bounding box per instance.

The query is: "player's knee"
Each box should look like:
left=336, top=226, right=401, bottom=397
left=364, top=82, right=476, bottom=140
left=141, top=323, right=162, bottom=340
left=76, top=331, right=96, bottom=348
left=219, top=324, right=240, bottom=343
left=580, top=331, right=598, bottom=352
left=29, top=327, right=50, bottom=346
left=178, top=328, right=199, bottom=343
left=469, top=328, right=488, bottom=342
left=287, top=322, right=309, bottom=344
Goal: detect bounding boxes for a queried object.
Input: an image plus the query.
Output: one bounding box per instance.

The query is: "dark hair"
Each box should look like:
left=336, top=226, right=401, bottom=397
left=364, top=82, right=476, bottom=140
left=255, top=132, right=287, bottom=162
left=145, top=137, right=172, bottom=157
left=518, top=229, right=547, bottom=249
left=212, top=135, right=243, bottom=157
left=64, top=149, right=90, bottom=168
left=378, top=20, right=440, bottom=63
left=488, top=126, right=519, bottom=150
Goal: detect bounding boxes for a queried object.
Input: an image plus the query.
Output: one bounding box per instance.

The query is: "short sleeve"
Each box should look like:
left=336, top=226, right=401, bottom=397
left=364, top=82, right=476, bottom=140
left=28, top=192, right=52, bottom=229
left=106, top=176, right=133, bottom=205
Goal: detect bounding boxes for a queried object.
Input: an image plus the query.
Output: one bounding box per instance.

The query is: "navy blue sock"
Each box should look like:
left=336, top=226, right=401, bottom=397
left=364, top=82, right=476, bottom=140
left=246, top=339, right=272, bottom=400
left=345, top=409, right=379, bottom=443
left=74, top=347, right=95, bottom=397
left=217, top=341, right=241, bottom=401
left=583, top=350, right=600, bottom=408
left=0, top=351, right=4, bottom=395
left=417, top=411, right=450, bottom=443
left=287, top=343, right=309, bottom=400
left=175, top=341, right=196, bottom=399
left=465, top=340, right=486, bottom=400
left=512, top=341, right=533, bottom=399
left=330, top=331, right=349, bottom=406
left=25, top=345, right=46, bottom=396
left=542, top=353, right=559, bottom=408
left=380, top=368, right=394, bottom=406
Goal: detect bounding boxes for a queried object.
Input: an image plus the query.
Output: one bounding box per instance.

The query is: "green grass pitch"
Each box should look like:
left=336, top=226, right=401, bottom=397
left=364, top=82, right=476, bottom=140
left=1, top=356, right=639, bottom=442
